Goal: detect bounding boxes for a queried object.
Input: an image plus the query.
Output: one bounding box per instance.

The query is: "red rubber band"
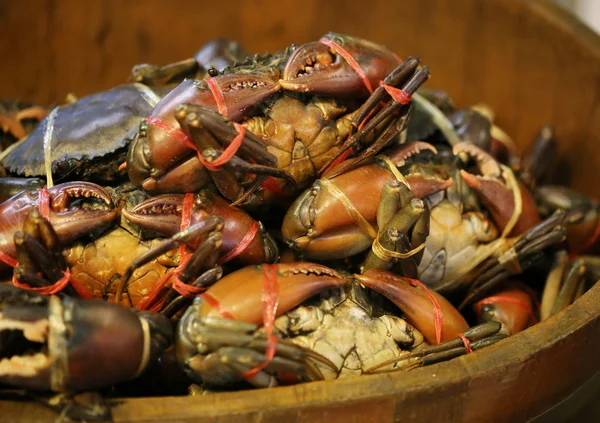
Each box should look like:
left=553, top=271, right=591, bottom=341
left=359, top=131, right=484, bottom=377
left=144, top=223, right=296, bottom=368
left=12, top=269, right=91, bottom=298
left=172, top=275, right=206, bottom=298
left=0, top=251, right=18, bottom=268
left=38, top=187, right=50, bottom=220
left=323, top=149, right=352, bottom=175
left=380, top=82, right=412, bottom=105
left=199, top=292, right=235, bottom=320
left=240, top=264, right=280, bottom=379
left=406, top=278, right=443, bottom=344
left=198, top=123, right=246, bottom=171
left=206, top=78, right=228, bottom=116
left=320, top=38, right=373, bottom=94
left=135, top=268, right=175, bottom=311
left=261, top=177, right=288, bottom=198
left=475, top=295, right=538, bottom=325
left=458, top=333, right=473, bottom=353
left=146, top=116, right=193, bottom=147
left=217, top=220, right=259, bottom=265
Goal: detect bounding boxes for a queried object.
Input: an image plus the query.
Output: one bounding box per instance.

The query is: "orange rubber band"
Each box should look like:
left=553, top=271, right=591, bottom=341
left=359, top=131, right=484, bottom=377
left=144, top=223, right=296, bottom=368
left=217, top=220, right=259, bottom=265
left=458, top=333, right=473, bottom=353
left=240, top=264, right=280, bottom=379
left=137, top=193, right=196, bottom=310
left=206, top=78, right=228, bottom=116
left=380, top=82, right=412, bottom=105
left=261, top=177, right=288, bottom=198
left=0, top=251, right=18, bottom=268
left=320, top=38, right=373, bottom=94
left=172, top=275, right=206, bottom=298
left=12, top=268, right=92, bottom=299
left=146, top=116, right=193, bottom=147
left=406, top=278, right=443, bottom=344
left=39, top=187, right=50, bottom=220
left=199, top=292, right=235, bottom=320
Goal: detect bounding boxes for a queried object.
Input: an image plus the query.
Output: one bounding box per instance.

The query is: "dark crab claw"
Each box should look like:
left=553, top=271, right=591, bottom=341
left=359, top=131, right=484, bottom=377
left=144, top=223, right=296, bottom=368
left=0, top=182, right=117, bottom=267
left=122, top=191, right=278, bottom=265
left=0, top=285, right=172, bottom=392
left=44, top=182, right=118, bottom=243
left=127, top=75, right=280, bottom=193
left=453, top=142, right=541, bottom=236
left=196, top=263, right=348, bottom=325
left=281, top=33, right=400, bottom=97
left=355, top=269, right=469, bottom=345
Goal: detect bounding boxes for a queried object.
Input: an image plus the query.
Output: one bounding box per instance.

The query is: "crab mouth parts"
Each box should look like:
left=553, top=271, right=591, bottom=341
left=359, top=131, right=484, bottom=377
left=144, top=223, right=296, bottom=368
left=0, top=319, right=50, bottom=377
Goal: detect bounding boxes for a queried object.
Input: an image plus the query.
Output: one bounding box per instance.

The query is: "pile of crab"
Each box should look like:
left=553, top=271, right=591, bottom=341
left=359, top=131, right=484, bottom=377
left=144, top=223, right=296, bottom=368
left=0, top=33, right=598, bottom=420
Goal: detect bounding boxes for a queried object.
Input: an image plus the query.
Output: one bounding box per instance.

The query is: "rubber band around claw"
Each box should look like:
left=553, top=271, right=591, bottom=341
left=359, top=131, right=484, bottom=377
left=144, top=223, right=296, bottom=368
left=136, top=193, right=196, bottom=311
left=240, top=264, right=280, bottom=379
left=406, top=277, right=443, bottom=344
left=458, top=333, right=473, bottom=353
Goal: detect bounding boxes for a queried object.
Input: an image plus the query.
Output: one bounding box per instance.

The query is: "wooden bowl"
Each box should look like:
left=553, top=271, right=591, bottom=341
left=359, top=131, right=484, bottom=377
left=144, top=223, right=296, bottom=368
left=1, top=0, right=600, bottom=421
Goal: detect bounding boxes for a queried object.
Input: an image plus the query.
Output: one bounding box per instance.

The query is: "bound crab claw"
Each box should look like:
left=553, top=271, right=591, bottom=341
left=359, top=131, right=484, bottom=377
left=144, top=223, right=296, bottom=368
left=474, top=282, right=537, bottom=335
left=0, top=284, right=173, bottom=393
left=0, top=182, right=118, bottom=272
left=355, top=269, right=469, bottom=344
left=282, top=142, right=452, bottom=260
left=453, top=142, right=541, bottom=236
left=280, top=33, right=402, bottom=97
left=176, top=262, right=347, bottom=388
left=122, top=190, right=278, bottom=265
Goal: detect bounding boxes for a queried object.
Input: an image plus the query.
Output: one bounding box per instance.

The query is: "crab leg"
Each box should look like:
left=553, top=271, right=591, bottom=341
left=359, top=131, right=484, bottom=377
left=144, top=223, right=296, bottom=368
left=117, top=216, right=224, bottom=300
left=350, top=56, right=420, bottom=130
left=130, top=58, right=202, bottom=86
left=459, top=213, right=567, bottom=309
left=320, top=67, right=430, bottom=178
left=365, top=322, right=503, bottom=373
left=157, top=231, right=222, bottom=315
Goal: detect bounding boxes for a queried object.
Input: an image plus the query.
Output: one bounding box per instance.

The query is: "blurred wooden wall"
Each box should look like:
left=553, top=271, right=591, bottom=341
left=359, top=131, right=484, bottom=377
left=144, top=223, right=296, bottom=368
left=1, top=0, right=600, bottom=195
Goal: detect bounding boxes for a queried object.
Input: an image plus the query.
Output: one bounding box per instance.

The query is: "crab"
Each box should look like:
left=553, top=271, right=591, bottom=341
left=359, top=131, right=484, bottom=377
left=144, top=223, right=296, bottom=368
left=126, top=33, right=429, bottom=205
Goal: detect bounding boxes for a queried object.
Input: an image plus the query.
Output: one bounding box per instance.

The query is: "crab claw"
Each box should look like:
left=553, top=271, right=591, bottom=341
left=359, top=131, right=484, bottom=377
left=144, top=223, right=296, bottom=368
left=127, top=75, right=280, bottom=193
left=197, top=263, right=348, bottom=324
left=0, top=285, right=172, bottom=392
left=282, top=143, right=451, bottom=260
left=0, top=182, right=117, bottom=268
left=122, top=191, right=278, bottom=265
left=355, top=269, right=469, bottom=344
left=454, top=142, right=541, bottom=236
left=281, top=33, right=400, bottom=97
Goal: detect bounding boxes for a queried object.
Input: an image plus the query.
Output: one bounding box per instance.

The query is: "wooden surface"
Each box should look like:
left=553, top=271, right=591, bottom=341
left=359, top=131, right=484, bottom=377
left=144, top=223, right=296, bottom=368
left=1, top=0, right=600, bottom=422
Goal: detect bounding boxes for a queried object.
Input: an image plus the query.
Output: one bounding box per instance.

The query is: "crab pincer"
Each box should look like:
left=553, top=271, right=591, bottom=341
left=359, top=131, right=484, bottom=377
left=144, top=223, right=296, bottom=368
left=355, top=269, right=469, bottom=345
left=454, top=142, right=541, bottom=236
left=0, top=285, right=172, bottom=393
left=282, top=142, right=452, bottom=260
left=0, top=182, right=118, bottom=273
left=122, top=190, right=278, bottom=266
left=176, top=262, right=347, bottom=388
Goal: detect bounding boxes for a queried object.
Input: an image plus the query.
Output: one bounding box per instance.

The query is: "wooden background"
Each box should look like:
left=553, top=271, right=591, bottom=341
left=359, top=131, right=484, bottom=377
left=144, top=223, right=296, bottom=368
left=1, top=0, right=600, bottom=198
